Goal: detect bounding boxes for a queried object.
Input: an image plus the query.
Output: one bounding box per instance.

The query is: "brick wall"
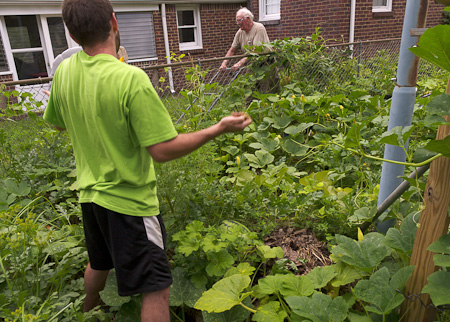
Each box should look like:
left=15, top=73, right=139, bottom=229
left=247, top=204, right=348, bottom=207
left=148, top=3, right=243, bottom=64
left=244, top=0, right=445, bottom=43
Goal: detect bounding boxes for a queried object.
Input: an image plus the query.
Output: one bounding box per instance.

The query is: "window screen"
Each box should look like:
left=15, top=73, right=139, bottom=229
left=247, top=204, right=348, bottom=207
left=116, top=12, right=157, bottom=60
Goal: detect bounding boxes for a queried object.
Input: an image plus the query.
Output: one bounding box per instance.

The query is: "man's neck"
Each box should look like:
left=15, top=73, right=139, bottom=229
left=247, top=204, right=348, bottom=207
left=244, top=21, right=254, bottom=33
left=82, top=31, right=117, bottom=57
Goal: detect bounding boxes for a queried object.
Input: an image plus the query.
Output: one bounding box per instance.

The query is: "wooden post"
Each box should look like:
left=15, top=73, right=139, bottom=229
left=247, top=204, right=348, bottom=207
left=400, top=75, right=450, bottom=321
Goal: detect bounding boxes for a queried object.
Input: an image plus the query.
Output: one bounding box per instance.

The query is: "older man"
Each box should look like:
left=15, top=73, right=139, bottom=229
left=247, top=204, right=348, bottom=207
left=219, top=8, right=270, bottom=71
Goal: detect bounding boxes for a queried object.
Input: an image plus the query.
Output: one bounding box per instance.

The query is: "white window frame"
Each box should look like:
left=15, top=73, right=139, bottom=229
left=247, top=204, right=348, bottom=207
left=373, top=0, right=392, bottom=12
left=259, top=0, right=280, bottom=22
left=176, top=5, right=203, bottom=51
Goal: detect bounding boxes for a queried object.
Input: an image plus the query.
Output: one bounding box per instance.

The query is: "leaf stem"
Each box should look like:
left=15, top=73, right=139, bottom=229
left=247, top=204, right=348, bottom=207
left=330, top=140, right=443, bottom=167
left=239, top=302, right=257, bottom=313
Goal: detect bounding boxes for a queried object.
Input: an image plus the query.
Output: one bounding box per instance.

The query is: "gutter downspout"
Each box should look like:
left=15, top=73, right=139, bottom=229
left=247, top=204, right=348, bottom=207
left=349, top=0, right=356, bottom=44
left=161, top=3, right=175, bottom=93
left=376, top=0, right=428, bottom=233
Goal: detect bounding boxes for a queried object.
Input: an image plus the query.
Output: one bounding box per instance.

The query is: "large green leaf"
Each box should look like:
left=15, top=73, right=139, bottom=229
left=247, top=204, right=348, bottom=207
left=244, top=150, right=274, bottom=168
left=379, top=126, right=414, bottom=148
left=279, top=274, right=315, bottom=297
left=307, top=265, right=338, bottom=290
left=427, top=233, right=450, bottom=254
left=331, top=233, right=391, bottom=271
left=422, top=271, right=450, bottom=306
left=206, top=250, right=235, bottom=276
left=433, top=254, right=450, bottom=268
left=409, top=25, right=450, bottom=72
left=353, top=266, right=414, bottom=315
left=281, top=138, right=309, bottom=156
left=331, top=262, right=369, bottom=287
left=3, top=178, right=31, bottom=196
left=286, top=293, right=348, bottom=322
left=202, top=298, right=252, bottom=322
left=194, top=274, right=251, bottom=313
left=253, top=301, right=288, bottom=322
left=113, top=297, right=141, bottom=322
left=284, top=123, right=314, bottom=136
left=224, top=263, right=255, bottom=278
left=385, top=212, right=419, bottom=255
left=425, top=93, right=450, bottom=116
left=272, top=115, right=293, bottom=129
left=256, top=245, right=284, bottom=259
left=100, top=271, right=131, bottom=307
left=169, top=267, right=205, bottom=308
left=424, top=135, right=450, bottom=158
left=249, top=137, right=280, bottom=152
left=258, top=275, right=284, bottom=296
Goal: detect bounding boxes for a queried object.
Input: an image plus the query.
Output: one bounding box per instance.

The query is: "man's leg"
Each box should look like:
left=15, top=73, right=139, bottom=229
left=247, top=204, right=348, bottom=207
left=83, top=262, right=110, bottom=312
left=141, top=287, right=170, bottom=322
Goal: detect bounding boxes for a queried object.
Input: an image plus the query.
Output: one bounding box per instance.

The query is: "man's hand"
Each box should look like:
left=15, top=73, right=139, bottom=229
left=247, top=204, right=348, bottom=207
left=219, top=61, right=228, bottom=71
left=231, top=63, right=241, bottom=72
left=218, top=112, right=252, bottom=133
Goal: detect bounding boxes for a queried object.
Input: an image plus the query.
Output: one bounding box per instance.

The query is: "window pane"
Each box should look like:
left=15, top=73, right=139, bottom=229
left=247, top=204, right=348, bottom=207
left=14, top=51, right=47, bottom=80
left=177, top=11, right=195, bottom=26
left=266, top=0, right=280, bottom=15
left=179, top=28, right=195, bottom=43
left=48, top=17, right=68, bottom=57
left=116, top=12, right=157, bottom=59
left=0, top=33, right=8, bottom=72
left=373, top=0, right=387, bottom=6
left=5, top=15, right=42, bottom=49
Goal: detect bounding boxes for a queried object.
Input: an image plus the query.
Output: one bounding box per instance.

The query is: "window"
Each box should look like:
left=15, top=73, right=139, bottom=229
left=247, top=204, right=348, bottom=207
left=259, top=0, right=280, bottom=21
left=0, top=33, right=8, bottom=72
left=373, top=0, right=392, bottom=12
left=5, top=15, right=47, bottom=80
left=176, top=6, right=202, bottom=51
left=116, top=12, right=157, bottom=61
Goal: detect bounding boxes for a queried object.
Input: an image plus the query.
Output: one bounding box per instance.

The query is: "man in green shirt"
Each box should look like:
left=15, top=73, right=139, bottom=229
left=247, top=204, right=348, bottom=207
left=44, top=0, right=252, bottom=321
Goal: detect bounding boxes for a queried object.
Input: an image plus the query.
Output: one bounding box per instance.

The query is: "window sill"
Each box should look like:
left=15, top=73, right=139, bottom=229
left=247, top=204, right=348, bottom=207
left=372, top=11, right=394, bottom=17
left=179, top=45, right=204, bottom=52
left=260, top=19, right=280, bottom=26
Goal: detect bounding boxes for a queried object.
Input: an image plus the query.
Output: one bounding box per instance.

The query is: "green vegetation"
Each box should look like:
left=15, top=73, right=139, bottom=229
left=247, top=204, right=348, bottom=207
left=1, top=25, right=450, bottom=321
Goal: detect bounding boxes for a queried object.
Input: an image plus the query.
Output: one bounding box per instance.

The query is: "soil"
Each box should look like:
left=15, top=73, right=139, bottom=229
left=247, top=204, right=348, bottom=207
left=264, top=226, right=332, bottom=275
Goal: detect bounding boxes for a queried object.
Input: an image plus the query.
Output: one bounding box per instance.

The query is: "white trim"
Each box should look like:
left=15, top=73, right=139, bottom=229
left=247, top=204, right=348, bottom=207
left=176, top=5, right=203, bottom=51
left=258, top=0, right=280, bottom=22
left=128, top=57, right=159, bottom=63
left=0, top=16, right=16, bottom=79
left=0, top=4, right=159, bottom=15
left=372, top=0, right=392, bottom=12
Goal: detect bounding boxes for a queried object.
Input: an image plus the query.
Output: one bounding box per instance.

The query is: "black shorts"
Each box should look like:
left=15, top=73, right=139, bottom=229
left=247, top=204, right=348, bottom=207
left=81, top=203, right=173, bottom=296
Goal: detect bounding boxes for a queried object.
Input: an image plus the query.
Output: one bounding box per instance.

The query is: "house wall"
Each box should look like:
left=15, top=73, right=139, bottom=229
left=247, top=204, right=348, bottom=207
left=245, top=0, right=446, bottom=44
left=137, top=3, right=243, bottom=65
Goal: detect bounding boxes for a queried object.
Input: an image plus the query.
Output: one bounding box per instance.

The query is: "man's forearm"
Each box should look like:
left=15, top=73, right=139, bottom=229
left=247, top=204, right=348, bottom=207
left=147, top=123, right=225, bottom=163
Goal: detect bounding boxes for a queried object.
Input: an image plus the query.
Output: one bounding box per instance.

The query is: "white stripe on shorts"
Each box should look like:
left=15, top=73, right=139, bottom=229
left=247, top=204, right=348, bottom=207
left=143, top=216, right=164, bottom=249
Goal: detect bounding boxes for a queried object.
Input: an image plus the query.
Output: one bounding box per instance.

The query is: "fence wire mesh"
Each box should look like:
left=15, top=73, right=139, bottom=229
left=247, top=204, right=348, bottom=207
left=0, top=38, right=444, bottom=123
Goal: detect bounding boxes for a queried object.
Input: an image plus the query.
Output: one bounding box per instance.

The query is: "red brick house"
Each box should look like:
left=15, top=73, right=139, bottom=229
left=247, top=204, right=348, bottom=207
left=0, top=0, right=446, bottom=86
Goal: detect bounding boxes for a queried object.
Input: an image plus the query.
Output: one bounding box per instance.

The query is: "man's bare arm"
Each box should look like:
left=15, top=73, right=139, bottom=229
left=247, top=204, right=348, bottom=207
left=147, top=113, right=251, bottom=163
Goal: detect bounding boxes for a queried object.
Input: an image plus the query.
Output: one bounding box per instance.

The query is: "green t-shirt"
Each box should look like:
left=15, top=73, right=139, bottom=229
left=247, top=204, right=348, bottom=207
left=44, top=51, right=178, bottom=216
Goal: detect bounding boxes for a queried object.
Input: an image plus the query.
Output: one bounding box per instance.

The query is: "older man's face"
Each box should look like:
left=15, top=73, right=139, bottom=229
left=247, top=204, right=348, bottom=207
left=236, top=14, right=250, bottom=31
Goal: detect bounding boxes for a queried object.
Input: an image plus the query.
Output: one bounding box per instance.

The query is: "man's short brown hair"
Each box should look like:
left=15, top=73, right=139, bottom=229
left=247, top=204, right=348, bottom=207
left=62, top=0, right=114, bottom=47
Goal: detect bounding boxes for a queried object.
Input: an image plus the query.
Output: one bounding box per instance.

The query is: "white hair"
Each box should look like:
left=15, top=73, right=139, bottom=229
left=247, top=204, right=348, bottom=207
left=236, top=7, right=254, bottom=21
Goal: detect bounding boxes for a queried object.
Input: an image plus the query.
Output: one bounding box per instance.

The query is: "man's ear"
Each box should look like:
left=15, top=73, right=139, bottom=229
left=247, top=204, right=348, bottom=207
left=111, top=12, right=119, bottom=32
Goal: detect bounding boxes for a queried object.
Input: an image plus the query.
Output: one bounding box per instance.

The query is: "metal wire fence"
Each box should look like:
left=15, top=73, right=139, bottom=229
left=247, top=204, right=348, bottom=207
left=0, top=38, right=444, bottom=123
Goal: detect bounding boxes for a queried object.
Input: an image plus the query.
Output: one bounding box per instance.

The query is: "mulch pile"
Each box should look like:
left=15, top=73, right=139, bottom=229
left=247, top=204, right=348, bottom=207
left=265, top=227, right=332, bottom=275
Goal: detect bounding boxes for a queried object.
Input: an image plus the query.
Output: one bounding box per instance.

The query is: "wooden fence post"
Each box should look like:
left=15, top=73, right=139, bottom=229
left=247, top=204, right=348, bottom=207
left=400, top=75, right=450, bottom=321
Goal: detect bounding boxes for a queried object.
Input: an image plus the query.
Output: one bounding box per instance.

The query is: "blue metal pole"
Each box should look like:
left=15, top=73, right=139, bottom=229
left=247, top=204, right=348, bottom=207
left=376, top=0, right=428, bottom=233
